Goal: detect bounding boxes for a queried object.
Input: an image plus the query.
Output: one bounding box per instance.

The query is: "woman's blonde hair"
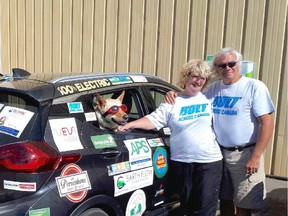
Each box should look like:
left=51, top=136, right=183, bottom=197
left=177, top=59, right=211, bottom=90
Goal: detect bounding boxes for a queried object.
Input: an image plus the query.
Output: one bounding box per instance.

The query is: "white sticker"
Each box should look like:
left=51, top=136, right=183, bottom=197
left=84, top=112, right=97, bottom=121
left=114, top=167, right=153, bottom=197
left=107, top=161, right=131, bottom=176
left=56, top=163, right=91, bottom=203
left=0, top=106, right=34, bottom=138
left=49, top=118, right=83, bottom=152
left=129, top=75, right=148, bottom=83
left=147, top=138, right=164, bottom=147
left=126, top=189, right=146, bottom=216
left=4, top=180, right=36, bottom=192
left=124, top=138, right=152, bottom=171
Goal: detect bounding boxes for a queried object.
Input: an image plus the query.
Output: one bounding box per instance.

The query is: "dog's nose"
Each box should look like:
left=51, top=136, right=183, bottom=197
left=123, top=115, right=129, bottom=121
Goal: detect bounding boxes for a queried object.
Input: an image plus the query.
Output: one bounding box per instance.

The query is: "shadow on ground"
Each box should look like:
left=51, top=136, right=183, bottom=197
left=168, top=178, right=287, bottom=216
left=265, top=187, right=287, bottom=216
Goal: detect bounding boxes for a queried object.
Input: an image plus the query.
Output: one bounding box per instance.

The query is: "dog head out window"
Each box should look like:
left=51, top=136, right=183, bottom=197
left=80, top=89, right=142, bottom=131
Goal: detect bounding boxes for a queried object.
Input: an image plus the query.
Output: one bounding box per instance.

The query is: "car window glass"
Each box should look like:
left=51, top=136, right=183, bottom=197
left=150, top=90, right=165, bottom=108
left=142, top=87, right=169, bottom=113
left=0, top=92, right=38, bottom=144
left=49, top=89, right=143, bottom=129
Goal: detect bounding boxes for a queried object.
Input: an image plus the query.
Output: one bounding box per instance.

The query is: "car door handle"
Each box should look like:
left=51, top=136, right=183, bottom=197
left=100, top=150, right=121, bottom=158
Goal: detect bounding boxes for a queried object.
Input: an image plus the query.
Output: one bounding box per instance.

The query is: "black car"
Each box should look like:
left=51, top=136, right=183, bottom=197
left=0, top=69, right=180, bottom=216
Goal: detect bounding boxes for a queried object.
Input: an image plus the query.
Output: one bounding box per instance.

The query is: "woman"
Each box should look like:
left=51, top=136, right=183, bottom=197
left=118, top=59, right=222, bottom=216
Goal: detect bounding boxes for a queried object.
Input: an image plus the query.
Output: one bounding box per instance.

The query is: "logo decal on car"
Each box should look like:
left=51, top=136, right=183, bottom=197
left=49, top=118, right=83, bottom=152
left=91, top=134, right=117, bottom=149
left=107, top=161, right=131, bottom=176
left=153, top=147, right=168, bottom=178
left=29, top=208, right=50, bottom=216
left=124, top=138, right=152, bottom=171
left=114, top=167, right=153, bottom=197
left=125, top=189, right=146, bottom=216
left=0, top=106, right=34, bottom=138
left=108, top=76, right=133, bottom=85
left=67, top=102, right=84, bottom=113
left=4, top=180, right=36, bottom=192
left=147, top=138, right=165, bottom=147
left=56, top=163, right=91, bottom=203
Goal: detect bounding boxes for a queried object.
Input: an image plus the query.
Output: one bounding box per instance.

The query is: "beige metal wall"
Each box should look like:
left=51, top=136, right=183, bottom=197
left=0, top=0, right=287, bottom=177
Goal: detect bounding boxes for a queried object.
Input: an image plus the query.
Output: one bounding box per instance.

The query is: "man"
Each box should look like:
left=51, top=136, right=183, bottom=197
left=165, top=47, right=275, bottom=216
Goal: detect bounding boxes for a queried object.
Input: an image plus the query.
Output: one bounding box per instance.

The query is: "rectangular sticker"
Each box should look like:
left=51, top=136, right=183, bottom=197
left=4, top=180, right=36, bottom=192
left=114, top=167, right=154, bottom=197
left=147, top=138, right=165, bottom=147
left=67, top=102, right=84, bottom=113
left=124, top=138, right=152, bottom=171
left=49, top=118, right=83, bottom=152
left=91, top=134, right=117, bottom=149
left=0, top=106, right=34, bottom=138
left=29, top=208, right=50, bottom=216
left=56, top=171, right=91, bottom=197
left=107, top=161, right=131, bottom=176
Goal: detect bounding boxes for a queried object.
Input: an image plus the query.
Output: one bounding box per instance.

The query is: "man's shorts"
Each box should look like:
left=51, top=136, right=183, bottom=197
left=219, top=146, right=267, bottom=210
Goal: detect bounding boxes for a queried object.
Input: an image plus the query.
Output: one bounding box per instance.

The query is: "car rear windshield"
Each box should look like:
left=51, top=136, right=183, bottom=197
left=0, top=91, right=38, bottom=144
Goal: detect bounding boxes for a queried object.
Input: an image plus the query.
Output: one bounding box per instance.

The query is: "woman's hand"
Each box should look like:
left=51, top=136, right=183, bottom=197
left=164, top=91, right=178, bottom=104
left=117, top=124, right=131, bottom=132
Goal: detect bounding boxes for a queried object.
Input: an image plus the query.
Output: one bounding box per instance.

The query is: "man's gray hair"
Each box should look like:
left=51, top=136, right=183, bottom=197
left=212, top=47, right=242, bottom=70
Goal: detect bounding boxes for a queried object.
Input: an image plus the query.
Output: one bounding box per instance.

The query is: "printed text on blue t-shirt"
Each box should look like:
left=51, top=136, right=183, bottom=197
left=212, top=96, right=242, bottom=116
left=178, top=103, right=210, bottom=121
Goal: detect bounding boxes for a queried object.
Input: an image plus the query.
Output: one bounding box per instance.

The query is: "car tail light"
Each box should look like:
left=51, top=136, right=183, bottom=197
left=0, top=141, right=81, bottom=173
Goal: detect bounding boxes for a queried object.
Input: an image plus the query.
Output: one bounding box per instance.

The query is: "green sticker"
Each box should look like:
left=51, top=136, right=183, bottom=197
left=206, top=55, right=214, bottom=61
left=91, top=134, right=117, bottom=149
left=29, top=208, right=50, bottom=216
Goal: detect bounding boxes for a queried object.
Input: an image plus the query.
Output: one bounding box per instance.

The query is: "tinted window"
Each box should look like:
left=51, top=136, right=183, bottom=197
left=0, top=92, right=38, bottom=144
left=141, top=86, right=173, bottom=114
left=49, top=89, right=144, bottom=129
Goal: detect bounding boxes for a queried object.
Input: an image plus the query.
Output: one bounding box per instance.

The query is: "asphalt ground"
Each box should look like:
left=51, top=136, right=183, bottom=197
left=168, top=177, right=287, bottom=216
left=263, top=176, right=287, bottom=216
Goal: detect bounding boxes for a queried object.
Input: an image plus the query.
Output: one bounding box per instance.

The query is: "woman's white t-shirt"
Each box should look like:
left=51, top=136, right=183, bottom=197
left=146, top=92, right=222, bottom=163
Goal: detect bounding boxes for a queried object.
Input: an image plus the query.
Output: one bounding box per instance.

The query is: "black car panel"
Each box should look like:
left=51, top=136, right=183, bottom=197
left=0, top=71, right=180, bottom=216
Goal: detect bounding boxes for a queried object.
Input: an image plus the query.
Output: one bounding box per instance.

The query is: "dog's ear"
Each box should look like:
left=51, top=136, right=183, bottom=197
left=116, top=91, right=125, bottom=102
left=93, top=93, right=106, bottom=109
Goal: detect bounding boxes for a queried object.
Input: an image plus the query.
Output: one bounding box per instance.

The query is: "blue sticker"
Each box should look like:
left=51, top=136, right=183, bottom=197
left=67, top=102, right=84, bottom=113
left=153, top=147, right=168, bottom=178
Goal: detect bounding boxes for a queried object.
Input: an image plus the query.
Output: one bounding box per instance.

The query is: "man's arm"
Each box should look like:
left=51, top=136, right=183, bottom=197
left=246, top=113, right=274, bottom=174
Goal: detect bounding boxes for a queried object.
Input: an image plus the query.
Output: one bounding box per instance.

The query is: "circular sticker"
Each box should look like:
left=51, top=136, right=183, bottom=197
left=56, top=163, right=91, bottom=203
left=153, top=147, right=168, bottom=178
left=125, top=189, right=146, bottom=216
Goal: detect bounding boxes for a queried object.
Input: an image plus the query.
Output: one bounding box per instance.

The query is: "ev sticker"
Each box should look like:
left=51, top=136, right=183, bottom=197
left=124, top=138, right=152, bottom=171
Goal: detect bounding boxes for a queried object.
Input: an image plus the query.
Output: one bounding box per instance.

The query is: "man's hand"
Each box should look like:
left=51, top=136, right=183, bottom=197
left=246, top=156, right=260, bottom=174
left=164, top=91, right=178, bottom=104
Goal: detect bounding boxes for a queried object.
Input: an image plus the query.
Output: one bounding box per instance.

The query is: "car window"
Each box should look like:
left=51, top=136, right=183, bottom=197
left=101, top=90, right=142, bottom=121
left=141, top=86, right=171, bottom=114
left=49, top=89, right=144, bottom=129
left=0, top=92, right=38, bottom=144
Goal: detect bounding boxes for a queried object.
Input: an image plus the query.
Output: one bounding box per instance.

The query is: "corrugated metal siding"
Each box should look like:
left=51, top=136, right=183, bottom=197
left=0, top=0, right=287, bottom=177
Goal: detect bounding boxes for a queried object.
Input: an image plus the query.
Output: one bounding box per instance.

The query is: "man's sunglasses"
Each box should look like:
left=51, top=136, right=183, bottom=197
left=217, top=61, right=238, bottom=69
left=103, top=104, right=128, bottom=117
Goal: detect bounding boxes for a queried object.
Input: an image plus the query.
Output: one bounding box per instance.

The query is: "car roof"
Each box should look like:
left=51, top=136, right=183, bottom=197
left=0, top=69, right=178, bottom=102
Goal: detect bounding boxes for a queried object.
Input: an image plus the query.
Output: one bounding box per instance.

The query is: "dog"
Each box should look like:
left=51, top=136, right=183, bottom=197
left=93, top=91, right=129, bottom=131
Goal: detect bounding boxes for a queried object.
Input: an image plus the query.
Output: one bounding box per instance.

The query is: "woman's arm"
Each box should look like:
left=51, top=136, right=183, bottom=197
left=118, top=116, right=155, bottom=132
